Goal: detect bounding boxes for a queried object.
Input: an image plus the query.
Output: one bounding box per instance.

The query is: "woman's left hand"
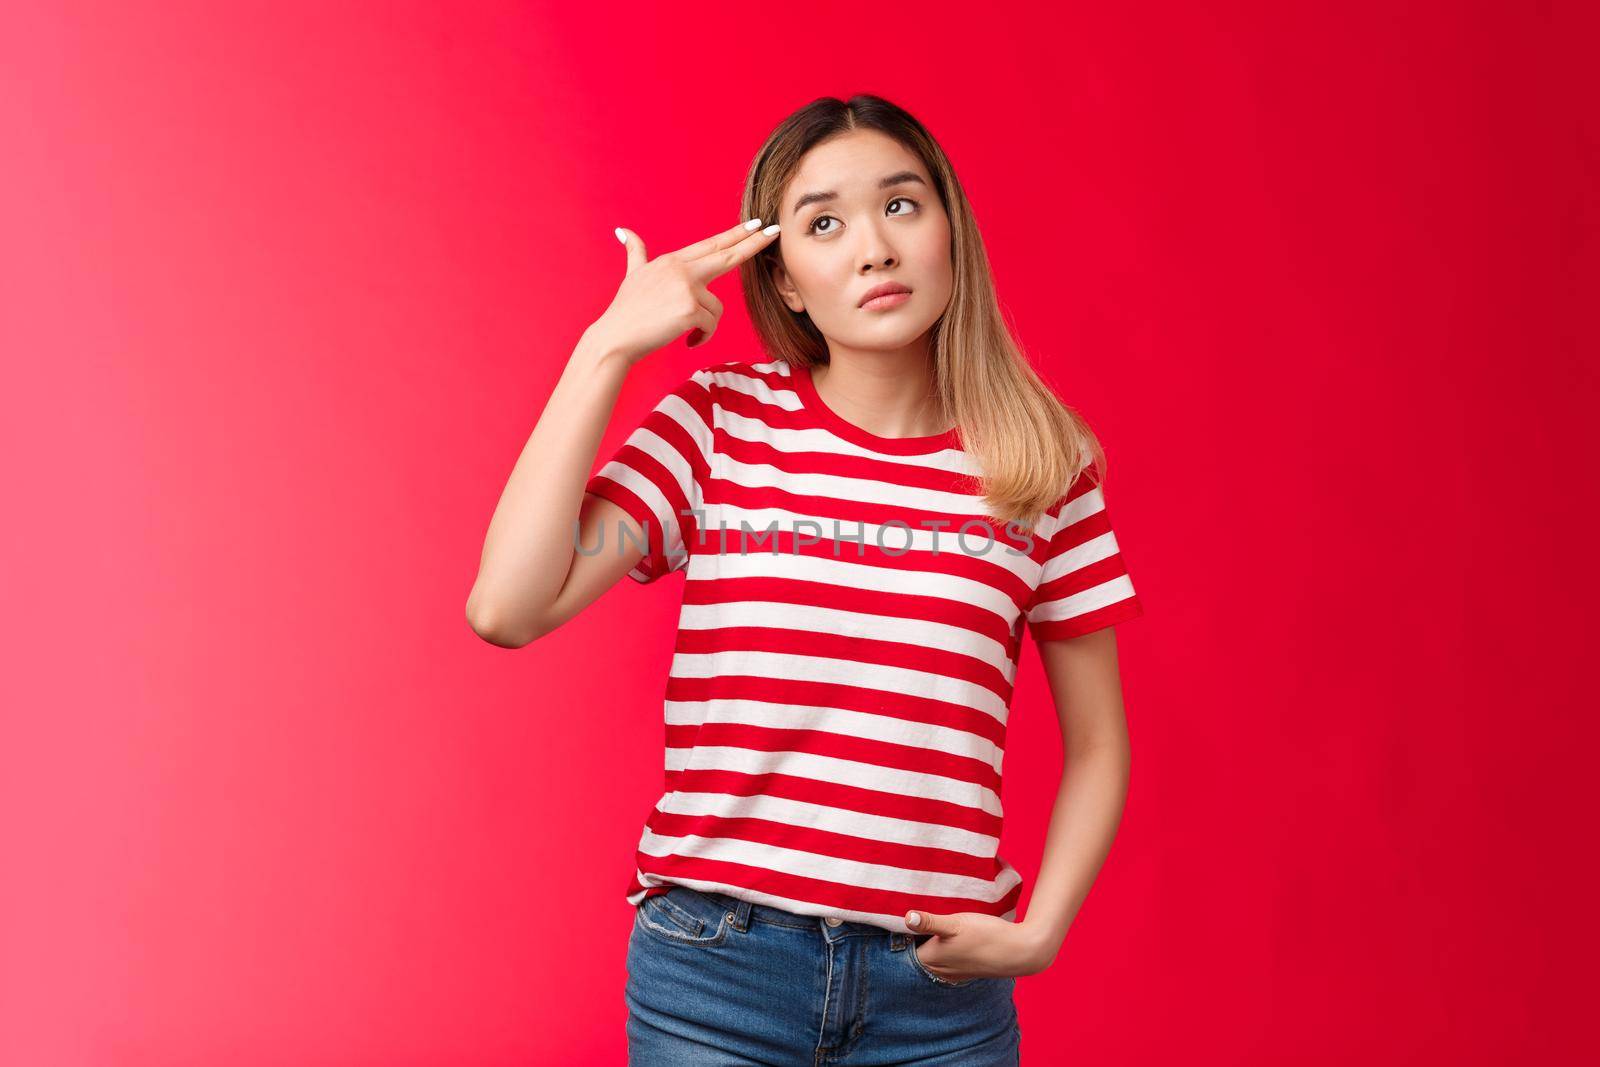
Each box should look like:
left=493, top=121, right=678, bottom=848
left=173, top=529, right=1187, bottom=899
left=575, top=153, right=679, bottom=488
left=904, top=908, right=1054, bottom=982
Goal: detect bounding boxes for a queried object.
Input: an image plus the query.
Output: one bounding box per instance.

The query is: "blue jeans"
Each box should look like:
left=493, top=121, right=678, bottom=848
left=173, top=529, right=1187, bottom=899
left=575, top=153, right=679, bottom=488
left=625, top=885, right=1022, bottom=1065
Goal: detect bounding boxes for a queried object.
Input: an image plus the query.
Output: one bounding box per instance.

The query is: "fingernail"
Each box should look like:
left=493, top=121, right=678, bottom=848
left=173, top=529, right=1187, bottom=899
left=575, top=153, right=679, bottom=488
left=614, top=227, right=627, bottom=244
left=744, top=218, right=763, bottom=231
left=908, top=911, right=921, bottom=927
left=762, top=223, right=781, bottom=236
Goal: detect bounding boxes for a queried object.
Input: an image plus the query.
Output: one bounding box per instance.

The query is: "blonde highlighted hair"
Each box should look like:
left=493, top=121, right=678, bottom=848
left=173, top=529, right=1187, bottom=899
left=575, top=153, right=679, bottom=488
left=737, top=94, right=1109, bottom=530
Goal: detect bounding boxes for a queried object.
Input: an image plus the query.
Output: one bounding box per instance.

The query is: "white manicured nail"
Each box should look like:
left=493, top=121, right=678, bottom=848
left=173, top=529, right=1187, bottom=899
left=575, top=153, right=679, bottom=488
left=762, top=223, right=780, bottom=236
left=744, top=218, right=763, bottom=231
left=614, top=227, right=627, bottom=244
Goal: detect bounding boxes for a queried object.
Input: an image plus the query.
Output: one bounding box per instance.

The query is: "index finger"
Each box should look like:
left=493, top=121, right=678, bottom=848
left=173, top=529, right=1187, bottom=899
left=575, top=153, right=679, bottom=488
left=697, top=222, right=784, bottom=283
left=687, top=220, right=781, bottom=282
left=671, top=217, right=768, bottom=261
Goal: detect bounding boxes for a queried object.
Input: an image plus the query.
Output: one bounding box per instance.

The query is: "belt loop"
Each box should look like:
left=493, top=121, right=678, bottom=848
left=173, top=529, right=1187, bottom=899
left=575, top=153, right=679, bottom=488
left=731, top=896, right=753, bottom=932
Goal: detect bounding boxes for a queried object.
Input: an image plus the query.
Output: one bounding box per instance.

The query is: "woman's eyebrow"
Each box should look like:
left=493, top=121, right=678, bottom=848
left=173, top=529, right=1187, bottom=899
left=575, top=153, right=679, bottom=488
left=789, top=171, right=928, bottom=216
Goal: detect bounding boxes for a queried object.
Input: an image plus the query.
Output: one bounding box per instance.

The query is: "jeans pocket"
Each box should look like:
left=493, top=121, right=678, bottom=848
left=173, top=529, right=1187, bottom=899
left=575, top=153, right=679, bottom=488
left=906, top=934, right=977, bottom=987
left=634, top=887, right=732, bottom=948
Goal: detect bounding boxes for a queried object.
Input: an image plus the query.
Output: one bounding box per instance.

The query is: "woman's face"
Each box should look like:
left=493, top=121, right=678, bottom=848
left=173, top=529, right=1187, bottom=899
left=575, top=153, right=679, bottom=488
left=769, top=129, right=953, bottom=354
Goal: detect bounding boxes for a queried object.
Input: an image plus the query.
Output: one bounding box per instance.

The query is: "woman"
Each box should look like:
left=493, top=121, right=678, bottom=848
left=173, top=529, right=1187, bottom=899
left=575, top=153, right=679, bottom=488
left=467, top=94, right=1144, bottom=1065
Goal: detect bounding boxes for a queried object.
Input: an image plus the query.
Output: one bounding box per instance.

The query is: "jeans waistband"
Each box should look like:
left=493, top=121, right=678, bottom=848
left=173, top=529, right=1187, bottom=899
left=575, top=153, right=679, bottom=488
left=690, top=887, right=896, bottom=938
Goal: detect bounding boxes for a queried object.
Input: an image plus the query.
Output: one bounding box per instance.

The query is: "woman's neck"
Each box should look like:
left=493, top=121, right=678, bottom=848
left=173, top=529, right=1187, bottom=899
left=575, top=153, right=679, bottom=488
left=812, top=346, right=954, bottom=439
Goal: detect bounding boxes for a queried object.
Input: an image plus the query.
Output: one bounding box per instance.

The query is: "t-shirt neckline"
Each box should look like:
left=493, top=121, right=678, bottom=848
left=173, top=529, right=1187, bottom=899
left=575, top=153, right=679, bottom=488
left=789, top=361, right=962, bottom=456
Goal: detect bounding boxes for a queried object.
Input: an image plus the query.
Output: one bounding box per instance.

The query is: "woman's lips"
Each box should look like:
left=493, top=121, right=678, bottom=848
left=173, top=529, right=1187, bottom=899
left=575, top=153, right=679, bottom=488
left=861, top=290, right=913, bottom=311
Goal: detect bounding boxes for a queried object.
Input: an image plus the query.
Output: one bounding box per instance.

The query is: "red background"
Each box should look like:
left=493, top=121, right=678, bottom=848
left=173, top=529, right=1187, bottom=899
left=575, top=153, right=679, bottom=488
left=2, top=2, right=1593, bottom=1063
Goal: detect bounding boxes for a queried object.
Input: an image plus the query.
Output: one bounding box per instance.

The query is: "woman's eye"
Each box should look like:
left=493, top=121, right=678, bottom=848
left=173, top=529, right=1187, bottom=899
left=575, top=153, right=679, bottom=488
left=807, top=196, right=920, bottom=236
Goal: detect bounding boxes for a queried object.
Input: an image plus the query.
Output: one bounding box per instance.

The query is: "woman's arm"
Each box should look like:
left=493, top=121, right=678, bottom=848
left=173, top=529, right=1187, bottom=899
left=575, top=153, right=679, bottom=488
left=465, top=329, right=646, bottom=648
left=466, top=219, right=780, bottom=649
left=1019, top=627, right=1134, bottom=963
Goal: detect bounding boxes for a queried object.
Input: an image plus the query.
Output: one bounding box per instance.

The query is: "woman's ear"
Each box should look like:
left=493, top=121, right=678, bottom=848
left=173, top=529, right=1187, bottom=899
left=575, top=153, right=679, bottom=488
left=769, top=261, right=805, bottom=313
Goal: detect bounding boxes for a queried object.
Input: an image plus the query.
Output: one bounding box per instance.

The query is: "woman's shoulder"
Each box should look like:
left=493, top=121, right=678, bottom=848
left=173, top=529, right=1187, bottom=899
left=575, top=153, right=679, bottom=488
left=689, top=356, right=789, bottom=386
left=681, top=357, right=795, bottom=407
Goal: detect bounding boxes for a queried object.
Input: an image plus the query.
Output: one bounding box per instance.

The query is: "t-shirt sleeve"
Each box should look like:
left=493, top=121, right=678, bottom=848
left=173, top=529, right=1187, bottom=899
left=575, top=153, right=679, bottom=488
left=583, top=368, right=714, bottom=585
left=1024, top=463, right=1144, bottom=641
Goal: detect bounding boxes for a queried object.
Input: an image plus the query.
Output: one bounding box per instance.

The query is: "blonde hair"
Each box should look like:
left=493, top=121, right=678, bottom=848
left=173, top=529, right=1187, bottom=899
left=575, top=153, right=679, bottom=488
left=737, top=94, right=1109, bottom=530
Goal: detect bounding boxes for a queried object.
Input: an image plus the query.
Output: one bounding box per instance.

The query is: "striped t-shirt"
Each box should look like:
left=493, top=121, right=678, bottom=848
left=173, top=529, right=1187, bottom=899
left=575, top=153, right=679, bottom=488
left=583, top=357, right=1143, bottom=934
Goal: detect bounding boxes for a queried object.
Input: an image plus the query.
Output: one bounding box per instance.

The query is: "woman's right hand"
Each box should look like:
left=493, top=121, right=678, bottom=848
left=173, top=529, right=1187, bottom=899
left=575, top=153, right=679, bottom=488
left=585, top=217, right=782, bottom=366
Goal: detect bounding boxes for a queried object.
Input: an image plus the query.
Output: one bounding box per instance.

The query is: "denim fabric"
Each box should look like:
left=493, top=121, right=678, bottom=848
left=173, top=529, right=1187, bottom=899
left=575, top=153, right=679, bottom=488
left=625, top=885, right=1022, bottom=1065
